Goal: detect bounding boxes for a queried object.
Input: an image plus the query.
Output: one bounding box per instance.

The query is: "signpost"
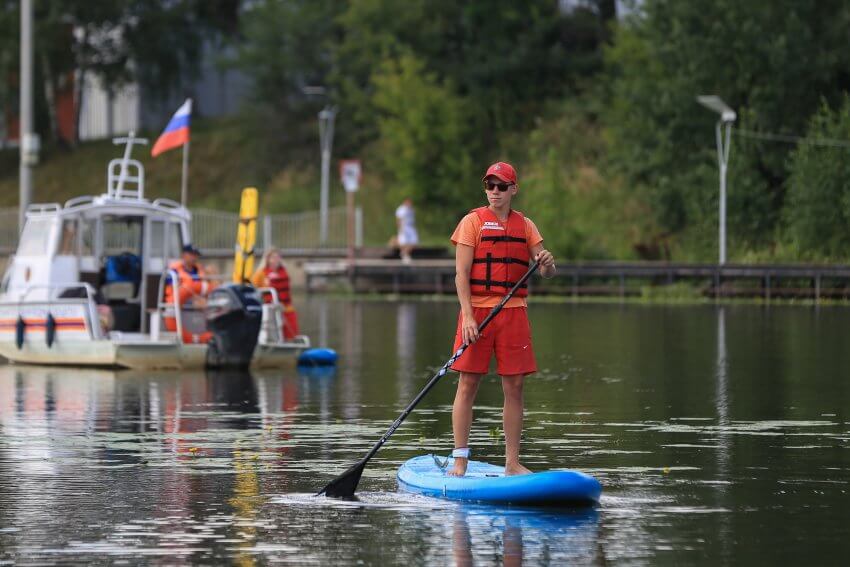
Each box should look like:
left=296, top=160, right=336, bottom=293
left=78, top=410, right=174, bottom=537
left=340, top=160, right=361, bottom=265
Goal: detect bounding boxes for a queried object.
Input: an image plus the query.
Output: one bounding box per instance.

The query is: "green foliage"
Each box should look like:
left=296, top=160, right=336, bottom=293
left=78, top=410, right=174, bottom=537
left=0, top=117, right=266, bottom=210
left=0, top=1, right=18, bottom=133
left=371, top=54, right=474, bottom=235
left=333, top=0, right=612, bottom=153
left=234, top=0, right=344, bottom=178
left=604, top=0, right=850, bottom=259
left=785, top=98, right=850, bottom=258
left=519, top=100, right=639, bottom=260
left=0, top=1, right=238, bottom=145
left=16, top=0, right=850, bottom=262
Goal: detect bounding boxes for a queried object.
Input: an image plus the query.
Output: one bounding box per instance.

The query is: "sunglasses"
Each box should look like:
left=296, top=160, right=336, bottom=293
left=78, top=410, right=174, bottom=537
left=484, top=180, right=513, bottom=192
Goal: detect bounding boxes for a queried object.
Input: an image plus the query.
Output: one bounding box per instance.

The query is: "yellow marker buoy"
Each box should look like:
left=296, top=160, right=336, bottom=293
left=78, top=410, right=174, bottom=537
left=233, top=187, right=259, bottom=284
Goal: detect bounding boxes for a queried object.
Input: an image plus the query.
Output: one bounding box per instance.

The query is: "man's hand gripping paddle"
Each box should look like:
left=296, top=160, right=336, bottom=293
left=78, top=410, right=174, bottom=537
left=318, top=261, right=540, bottom=498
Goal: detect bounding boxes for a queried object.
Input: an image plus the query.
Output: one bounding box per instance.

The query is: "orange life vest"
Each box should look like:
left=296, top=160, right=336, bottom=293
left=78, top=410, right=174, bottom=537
left=469, top=207, right=529, bottom=297
left=164, top=260, right=211, bottom=306
left=264, top=266, right=292, bottom=304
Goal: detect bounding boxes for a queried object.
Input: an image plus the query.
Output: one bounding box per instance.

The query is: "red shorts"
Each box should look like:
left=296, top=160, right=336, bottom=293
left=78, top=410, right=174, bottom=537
left=450, top=307, right=537, bottom=376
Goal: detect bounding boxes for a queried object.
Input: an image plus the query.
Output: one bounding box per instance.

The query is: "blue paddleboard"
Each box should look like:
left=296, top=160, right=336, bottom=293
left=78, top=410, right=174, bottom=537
left=397, top=455, right=602, bottom=506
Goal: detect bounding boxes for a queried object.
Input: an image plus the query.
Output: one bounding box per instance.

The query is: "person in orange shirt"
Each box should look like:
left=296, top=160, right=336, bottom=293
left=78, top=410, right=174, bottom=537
left=163, top=244, right=215, bottom=343
left=448, top=162, right=556, bottom=477
left=251, top=248, right=300, bottom=340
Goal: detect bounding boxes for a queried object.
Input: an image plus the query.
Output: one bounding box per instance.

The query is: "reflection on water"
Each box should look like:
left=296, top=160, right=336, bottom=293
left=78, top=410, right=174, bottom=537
left=1, top=299, right=849, bottom=564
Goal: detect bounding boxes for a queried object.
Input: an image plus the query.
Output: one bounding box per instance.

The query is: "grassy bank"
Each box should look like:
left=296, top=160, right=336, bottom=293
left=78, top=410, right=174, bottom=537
left=0, top=116, right=410, bottom=247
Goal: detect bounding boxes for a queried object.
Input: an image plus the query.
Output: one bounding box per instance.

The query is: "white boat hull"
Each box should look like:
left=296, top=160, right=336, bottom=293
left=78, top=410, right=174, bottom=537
left=0, top=338, right=305, bottom=370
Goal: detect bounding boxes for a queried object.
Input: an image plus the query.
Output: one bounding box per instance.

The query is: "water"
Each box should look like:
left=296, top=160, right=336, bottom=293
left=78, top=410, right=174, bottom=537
left=0, top=299, right=848, bottom=565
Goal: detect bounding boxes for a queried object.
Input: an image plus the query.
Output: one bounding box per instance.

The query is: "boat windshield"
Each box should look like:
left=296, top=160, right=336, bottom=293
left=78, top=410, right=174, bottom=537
left=103, top=216, right=144, bottom=255
left=17, top=218, right=54, bottom=256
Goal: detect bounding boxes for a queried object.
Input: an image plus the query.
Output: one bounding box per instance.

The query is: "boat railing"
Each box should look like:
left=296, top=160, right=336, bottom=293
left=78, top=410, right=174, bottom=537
left=154, top=269, right=223, bottom=340
left=152, top=198, right=183, bottom=210
left=16, top=282, right=103, bottom=340
left=25, top=203, right=61, bottom=215
left=107, top=132, right=148, bottom=200
left=256, top=287, right=285, bottom=343
left=155, top=269, right=184, bottom=340
left=64, top=196, right=95, bottom=209
left=108, top=158, right=145, bottom=200
left=256, top=286, right=310, bottom=347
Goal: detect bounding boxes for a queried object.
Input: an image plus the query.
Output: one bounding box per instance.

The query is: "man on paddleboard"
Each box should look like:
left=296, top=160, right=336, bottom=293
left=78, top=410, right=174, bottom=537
left=448, top=162, right=556, bottom=477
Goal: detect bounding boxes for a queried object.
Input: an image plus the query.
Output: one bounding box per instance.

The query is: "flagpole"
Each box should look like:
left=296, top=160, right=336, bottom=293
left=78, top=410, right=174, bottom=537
left=181, top=139, right=189, bottom=207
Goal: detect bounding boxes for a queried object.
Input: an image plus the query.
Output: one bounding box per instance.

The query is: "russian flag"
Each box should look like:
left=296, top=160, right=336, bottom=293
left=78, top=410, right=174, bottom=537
left=151, top=98, right=192, bottom=157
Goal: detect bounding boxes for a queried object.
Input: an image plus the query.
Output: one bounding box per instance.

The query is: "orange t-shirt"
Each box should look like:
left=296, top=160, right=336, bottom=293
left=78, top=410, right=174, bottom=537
left=450, top=210, right=544, bottom=308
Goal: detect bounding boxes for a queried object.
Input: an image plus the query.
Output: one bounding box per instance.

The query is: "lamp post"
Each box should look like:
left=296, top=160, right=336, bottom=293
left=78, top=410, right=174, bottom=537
left=19, top=0, right=37, bottom=233
left=318, top=105, right=337, bottom=245
left=304, top=86, right=337, bottom=246
left=697, top=95, right=736, bottom=265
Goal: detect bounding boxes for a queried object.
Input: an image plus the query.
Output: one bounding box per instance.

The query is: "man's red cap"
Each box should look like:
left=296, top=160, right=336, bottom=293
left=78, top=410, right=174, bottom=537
left=482, top=162, right=517, bottom=184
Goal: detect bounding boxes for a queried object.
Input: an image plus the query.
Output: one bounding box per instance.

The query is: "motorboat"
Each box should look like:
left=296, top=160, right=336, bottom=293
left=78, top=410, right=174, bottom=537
left=0, top=134, right=309, bottom=369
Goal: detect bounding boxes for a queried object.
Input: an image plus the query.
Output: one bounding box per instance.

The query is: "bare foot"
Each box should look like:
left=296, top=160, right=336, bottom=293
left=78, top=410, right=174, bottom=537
left=447, top=457, right=468, bottom=477
left=505, top=462, right=532, bottom=476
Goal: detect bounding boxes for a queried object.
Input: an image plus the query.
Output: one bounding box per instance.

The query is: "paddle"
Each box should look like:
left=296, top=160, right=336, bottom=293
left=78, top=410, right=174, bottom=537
left=318, top=260, right=540, bottom=498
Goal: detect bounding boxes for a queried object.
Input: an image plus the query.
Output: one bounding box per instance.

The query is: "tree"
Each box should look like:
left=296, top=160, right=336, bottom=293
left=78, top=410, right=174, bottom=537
left=333, top=0, right=612, bottom=157
left=0, top=1, right=19, bottom=144
left=234, top=0, right=343, bottom=170
left=784, top=98, right=850, bottom=259
left=371, top=53, right=473, bottom=234
left=2, top=1, right=240, bottom=146
left=604, top=0, right=850, bottom=259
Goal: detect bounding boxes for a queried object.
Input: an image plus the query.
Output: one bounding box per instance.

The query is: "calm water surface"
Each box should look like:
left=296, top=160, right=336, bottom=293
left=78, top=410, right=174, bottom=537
left=0, top=299, right=849, bottom=565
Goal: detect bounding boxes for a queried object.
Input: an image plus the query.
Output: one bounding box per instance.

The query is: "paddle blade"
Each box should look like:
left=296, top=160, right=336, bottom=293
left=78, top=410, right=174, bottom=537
left=317, top=459, right=366, bottom=498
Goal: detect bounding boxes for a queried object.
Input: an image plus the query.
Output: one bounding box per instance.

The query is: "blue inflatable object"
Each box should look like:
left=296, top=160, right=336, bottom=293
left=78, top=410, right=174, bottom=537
left=397, top=455, right=602, bottom=506
left=297, top=347, right=338, bottom=366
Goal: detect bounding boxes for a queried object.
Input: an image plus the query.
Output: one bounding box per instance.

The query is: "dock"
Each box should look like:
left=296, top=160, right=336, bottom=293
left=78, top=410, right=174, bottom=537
left=304, top=259, right=850, bottom=300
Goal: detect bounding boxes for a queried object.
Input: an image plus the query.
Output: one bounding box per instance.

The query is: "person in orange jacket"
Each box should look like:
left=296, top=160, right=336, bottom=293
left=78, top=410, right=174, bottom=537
left=448, top=162, right=556, bottom=477
left=163, top=244, right=216, bottom=343
left=251, top=248, right=300, bottom=340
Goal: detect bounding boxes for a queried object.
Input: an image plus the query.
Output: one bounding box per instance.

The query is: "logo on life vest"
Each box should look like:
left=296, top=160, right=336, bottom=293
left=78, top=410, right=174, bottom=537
left=482, top=221, right=505, bottom=230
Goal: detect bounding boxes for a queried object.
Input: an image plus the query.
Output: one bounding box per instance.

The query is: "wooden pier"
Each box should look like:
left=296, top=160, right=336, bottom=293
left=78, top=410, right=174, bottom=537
left=303, top=259, right=850, bottom=300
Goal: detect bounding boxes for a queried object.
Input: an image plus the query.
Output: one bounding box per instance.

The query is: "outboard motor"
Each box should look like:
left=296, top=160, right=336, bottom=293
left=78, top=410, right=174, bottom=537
left=204, top=284, right=262, bottom=368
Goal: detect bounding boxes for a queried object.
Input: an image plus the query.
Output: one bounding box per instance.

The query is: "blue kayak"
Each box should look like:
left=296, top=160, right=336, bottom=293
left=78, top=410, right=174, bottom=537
left=397, top=455, right=602, bottom=506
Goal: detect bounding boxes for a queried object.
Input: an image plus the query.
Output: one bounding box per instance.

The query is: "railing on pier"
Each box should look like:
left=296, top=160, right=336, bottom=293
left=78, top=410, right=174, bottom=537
left=304, top=259, right=850, bottom=301
left=0, top=205, right=363, bottom=257
left=191, top=206, right=363, bottom=256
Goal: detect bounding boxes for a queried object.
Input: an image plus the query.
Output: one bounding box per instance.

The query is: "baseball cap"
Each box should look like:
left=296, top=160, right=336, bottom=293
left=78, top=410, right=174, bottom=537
left=482, top=162, right=517, bottom=184
left=182, top=244, right=202, bottom=256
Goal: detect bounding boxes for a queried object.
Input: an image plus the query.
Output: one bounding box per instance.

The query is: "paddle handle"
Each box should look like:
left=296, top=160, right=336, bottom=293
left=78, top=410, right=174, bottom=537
left=359, top=261, right=540, bottom=464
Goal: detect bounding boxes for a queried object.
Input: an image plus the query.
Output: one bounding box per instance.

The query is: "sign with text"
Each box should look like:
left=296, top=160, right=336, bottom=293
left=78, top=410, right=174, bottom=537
left=340, top=159, right=361, bottom=192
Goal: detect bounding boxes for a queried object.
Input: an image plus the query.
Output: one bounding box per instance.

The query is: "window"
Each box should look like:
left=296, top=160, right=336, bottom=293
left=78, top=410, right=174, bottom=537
left=17, top=218, right=54, bottom=256
left=166, top=222, right=183, bottom=259
left=102, top=216, right=143, bottom=256
left=149, top=220, right=165, bottom=259
left=79, top=217, right=94, bottom=256
left=58, top=220, right=77, bottom=255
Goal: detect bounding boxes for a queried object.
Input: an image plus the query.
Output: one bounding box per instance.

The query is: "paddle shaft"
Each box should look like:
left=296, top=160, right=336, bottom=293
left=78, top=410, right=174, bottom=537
left=355, top=261, right=540, bottom=468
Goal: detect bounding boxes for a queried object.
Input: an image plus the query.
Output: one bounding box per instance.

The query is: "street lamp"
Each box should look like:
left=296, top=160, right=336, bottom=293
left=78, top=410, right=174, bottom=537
left=697, top=95, right=736, bottom=265
left=318, top=105, right=337, bottom=245
left=304, top=86, right=336, bottom=245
